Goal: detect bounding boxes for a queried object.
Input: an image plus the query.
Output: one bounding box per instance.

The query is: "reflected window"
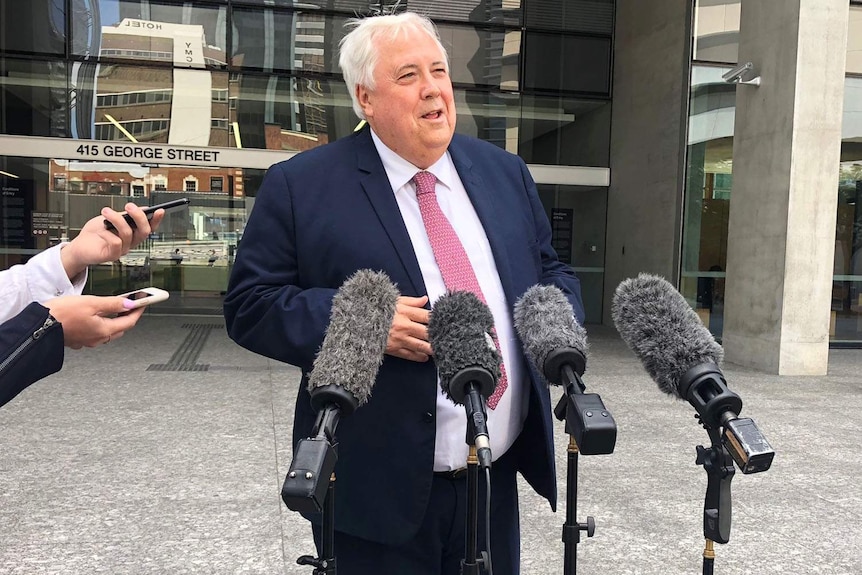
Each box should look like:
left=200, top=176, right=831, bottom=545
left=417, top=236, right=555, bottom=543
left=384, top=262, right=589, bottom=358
left=84, top=64, right=229, bottom=146
left=683, top=68, right=862, bottom=343
left=849, top=4, right=862, bottom=74
left=0, top=0, right=66, bottom=56
left=72, top=1, right=228, bottom=68
left=0, top=57, right=68, bottom=137
left=525, top=0, right=613, bottom=34
left=230, top=0, right=521, bottom=25
left=439, top=24, right=518, bottom=90
left=693, top=0, right=740, bottom=64
left=1, top=155, right=264, bottom=308
left=523, top=32, right=611, bottom=96
left=230, top=9, right=518, bottom=90
left=518, top=96, right=610, bottom=166
left=834, top=73, right=862, bottom=343
left=695, top=2, right=862, bottom=73
left=682, top=65, right=736, bottom=338
left=232, top=8, right=341, bottom=74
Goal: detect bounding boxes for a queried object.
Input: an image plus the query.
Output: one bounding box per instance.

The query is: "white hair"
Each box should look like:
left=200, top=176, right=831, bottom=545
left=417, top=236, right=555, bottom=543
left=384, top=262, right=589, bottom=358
left=338, top=12, right=450, bottom=120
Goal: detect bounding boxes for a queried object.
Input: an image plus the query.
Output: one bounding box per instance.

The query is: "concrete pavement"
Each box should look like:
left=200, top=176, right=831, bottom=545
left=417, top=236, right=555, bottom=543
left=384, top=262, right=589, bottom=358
left=1, top=315, right=859, bottom=574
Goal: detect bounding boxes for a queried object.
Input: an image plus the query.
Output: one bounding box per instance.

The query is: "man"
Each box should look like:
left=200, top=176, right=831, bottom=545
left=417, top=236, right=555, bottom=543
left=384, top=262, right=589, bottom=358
left=224, top=11, right=584, bottom=574
left=0, top=203, right=164, bottom=407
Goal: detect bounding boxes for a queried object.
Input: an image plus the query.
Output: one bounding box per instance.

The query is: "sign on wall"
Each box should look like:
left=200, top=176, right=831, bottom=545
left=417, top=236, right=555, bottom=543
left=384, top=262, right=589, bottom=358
left=0, top=178, right=34, bottom=249
left=551, top=208, right=573, bottom=264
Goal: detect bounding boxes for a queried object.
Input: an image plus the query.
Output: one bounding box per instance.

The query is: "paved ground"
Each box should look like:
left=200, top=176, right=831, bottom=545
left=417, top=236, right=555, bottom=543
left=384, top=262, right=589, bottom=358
left=0, top=315, right=860, bottom=574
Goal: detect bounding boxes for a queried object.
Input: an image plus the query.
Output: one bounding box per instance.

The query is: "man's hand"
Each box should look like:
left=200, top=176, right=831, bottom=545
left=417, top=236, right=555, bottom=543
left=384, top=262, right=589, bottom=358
left=60, top=203, right=166, bottom=280
left=45, top=295, right=145, bottom=349
left=386, top=295, right=433, bottom=362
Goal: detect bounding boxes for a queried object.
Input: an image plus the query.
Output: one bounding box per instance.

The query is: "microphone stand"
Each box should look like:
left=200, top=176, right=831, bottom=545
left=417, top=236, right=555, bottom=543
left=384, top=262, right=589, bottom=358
left=462, top=445, right=486, bottom=575
left=552, top=366, right=597, bottom=575
left=461, top=394, right=491, bottom=575
left=283, top=394, right=352, bottom=575
left=296, top=471, right=337, bottom=575
left=447, top=365, right=494, bottom=574
left=548, top=355, right=616, bottom=575
left=694, top=425, right=735, bottom=575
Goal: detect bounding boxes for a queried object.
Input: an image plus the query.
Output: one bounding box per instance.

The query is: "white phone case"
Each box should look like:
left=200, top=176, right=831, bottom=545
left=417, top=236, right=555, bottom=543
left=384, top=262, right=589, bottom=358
left=119, top=287, right=170, bottom=308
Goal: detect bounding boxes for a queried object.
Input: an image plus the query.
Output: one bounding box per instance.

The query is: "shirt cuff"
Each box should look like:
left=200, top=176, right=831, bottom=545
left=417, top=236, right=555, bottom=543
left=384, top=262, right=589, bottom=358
left=26, top=243, right=88, bottom=302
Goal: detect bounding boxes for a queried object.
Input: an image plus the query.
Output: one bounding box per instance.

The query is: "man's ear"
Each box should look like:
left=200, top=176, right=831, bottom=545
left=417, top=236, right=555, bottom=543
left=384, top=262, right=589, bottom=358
left=356, top=85, right=373, bottom=118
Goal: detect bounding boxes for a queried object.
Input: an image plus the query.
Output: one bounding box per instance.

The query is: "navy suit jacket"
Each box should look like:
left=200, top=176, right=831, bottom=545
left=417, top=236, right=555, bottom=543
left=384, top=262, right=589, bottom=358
left=224, top=126, right=584, bottom=545
left=0, top=303, right=64, bottom=408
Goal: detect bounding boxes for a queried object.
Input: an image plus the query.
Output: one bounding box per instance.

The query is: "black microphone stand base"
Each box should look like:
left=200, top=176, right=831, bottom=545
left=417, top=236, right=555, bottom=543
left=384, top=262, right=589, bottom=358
left=561, top=436, right=596, bottom=575
left=295, top=473, right=337, bottom=575
left=460, top=446, right=490, bottom=575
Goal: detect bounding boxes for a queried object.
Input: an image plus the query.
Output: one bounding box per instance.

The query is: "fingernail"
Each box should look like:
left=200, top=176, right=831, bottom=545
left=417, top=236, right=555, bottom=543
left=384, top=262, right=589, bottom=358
left=122, top=298, right=136, bottom=309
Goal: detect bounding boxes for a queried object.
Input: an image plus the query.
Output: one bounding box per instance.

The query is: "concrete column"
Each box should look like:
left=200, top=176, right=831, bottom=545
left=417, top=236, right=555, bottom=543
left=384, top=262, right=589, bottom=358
left=723, top=0, right=849, bottom=374
left=604, top=0, right=692, bottom=324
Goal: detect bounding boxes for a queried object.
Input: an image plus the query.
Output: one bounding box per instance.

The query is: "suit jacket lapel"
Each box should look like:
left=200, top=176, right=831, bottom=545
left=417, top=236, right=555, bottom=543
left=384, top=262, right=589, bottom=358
left=448, top=136, right=517, bottom=306
left=354, top=128, right=427, bottom=297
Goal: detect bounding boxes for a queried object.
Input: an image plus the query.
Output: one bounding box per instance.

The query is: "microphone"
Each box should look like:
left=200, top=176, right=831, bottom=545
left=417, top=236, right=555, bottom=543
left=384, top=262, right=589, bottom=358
left=306, top=269, right=399, bottom=414
left=611, top=273, right=774, bottom=474
left=282, top=269, right=399, bottom=514
left=427, top=290, right=499, bottom=469
left=514, top=285, right=616, bottom=455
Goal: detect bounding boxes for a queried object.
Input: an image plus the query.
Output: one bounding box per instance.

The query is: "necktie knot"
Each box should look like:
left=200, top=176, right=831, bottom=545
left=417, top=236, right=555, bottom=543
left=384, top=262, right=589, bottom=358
left=414, top=171, right=437, bottom=197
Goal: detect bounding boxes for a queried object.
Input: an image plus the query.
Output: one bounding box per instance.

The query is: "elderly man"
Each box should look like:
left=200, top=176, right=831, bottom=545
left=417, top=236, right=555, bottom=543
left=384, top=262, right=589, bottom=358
left=225, top=11, right=583, bottom=575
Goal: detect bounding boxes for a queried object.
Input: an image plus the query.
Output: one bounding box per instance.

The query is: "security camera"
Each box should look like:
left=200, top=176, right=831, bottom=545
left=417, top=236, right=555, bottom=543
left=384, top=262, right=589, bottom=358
left=722, top=62, right=760, bottom=86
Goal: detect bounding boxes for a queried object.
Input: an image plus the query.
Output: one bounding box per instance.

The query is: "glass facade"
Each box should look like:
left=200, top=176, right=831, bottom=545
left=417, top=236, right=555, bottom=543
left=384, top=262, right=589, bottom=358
left=685, top=1, right=862, bottom=344
left=1, top=0, right=613, bottom=319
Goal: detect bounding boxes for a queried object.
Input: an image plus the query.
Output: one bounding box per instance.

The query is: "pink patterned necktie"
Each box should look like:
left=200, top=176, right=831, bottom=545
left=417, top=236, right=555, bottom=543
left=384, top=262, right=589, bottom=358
left=414, top=171, right=508, bottom=409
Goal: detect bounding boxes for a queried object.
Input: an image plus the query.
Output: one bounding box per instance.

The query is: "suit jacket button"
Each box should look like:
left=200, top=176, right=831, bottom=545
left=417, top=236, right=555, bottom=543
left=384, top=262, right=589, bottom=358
left=423, top=412, right=434, bottom=423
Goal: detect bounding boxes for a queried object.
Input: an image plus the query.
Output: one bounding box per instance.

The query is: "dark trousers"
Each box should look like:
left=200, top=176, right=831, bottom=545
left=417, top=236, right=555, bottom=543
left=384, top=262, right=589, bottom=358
left=312, top=447, right=521, bottom=575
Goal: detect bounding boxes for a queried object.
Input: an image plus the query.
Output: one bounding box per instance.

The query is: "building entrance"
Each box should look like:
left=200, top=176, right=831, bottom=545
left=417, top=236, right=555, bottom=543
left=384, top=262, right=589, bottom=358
left=1, top=135, right=610, bottom=318
left=0, top=142, right=276, bottom=315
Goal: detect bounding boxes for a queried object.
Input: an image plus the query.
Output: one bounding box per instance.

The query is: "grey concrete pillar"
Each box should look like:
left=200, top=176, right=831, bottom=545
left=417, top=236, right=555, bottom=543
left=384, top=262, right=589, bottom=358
left=604, top=0, right=692, bottom=325
left=723, top=0, right=849, bottom=374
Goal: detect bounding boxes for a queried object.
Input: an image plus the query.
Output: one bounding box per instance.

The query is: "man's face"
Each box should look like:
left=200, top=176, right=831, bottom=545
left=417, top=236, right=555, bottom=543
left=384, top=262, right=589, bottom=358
left=357, top=27, right=456, bottom=169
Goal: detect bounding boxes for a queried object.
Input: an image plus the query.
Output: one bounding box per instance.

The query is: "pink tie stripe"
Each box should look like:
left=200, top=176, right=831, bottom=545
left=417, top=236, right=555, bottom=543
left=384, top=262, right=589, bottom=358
left=414, top=171, right=508, bottom=409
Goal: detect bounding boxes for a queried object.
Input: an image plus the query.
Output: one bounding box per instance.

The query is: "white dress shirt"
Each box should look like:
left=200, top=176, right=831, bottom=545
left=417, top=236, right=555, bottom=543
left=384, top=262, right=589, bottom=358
left=370, top=130, right=528, bottom=471
left=0, top=244, right=87, bottom=324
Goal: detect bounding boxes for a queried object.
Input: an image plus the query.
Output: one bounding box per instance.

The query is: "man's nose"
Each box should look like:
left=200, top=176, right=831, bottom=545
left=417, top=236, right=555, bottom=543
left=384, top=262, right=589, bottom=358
left=421, top=75, right=441, bottom=99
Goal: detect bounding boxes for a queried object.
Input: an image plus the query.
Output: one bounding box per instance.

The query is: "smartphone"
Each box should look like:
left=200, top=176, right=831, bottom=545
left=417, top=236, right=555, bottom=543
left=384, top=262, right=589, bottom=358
left=104, top=198, right=190, bottom=231
left=118, top=287, right=170, bottom=309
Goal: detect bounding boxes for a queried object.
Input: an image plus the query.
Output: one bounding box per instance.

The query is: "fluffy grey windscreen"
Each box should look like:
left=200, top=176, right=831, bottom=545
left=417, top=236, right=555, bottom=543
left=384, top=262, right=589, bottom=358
left=513, top=284, right=588, bottom=382
left=308, top=269, right=399, bottom=407
left=427, top=290, right=500, bottom=404
left=611, top=273, right=723, bottom=397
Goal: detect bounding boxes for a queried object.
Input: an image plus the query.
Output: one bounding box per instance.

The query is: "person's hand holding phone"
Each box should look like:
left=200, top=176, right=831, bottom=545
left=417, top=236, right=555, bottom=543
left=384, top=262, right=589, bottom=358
left=45, top=295, right=145, bottom=349
left=59, top=202, right=166, bottom=281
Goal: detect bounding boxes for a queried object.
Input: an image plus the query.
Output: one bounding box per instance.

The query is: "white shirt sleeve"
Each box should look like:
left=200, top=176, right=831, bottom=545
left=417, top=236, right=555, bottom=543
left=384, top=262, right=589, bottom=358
left=0, top=243, right=88, bottom=324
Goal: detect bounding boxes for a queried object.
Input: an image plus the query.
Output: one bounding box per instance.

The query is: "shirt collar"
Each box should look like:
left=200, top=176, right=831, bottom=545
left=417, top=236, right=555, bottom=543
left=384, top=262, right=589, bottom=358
left=369, top=128, right=455, bottom=194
